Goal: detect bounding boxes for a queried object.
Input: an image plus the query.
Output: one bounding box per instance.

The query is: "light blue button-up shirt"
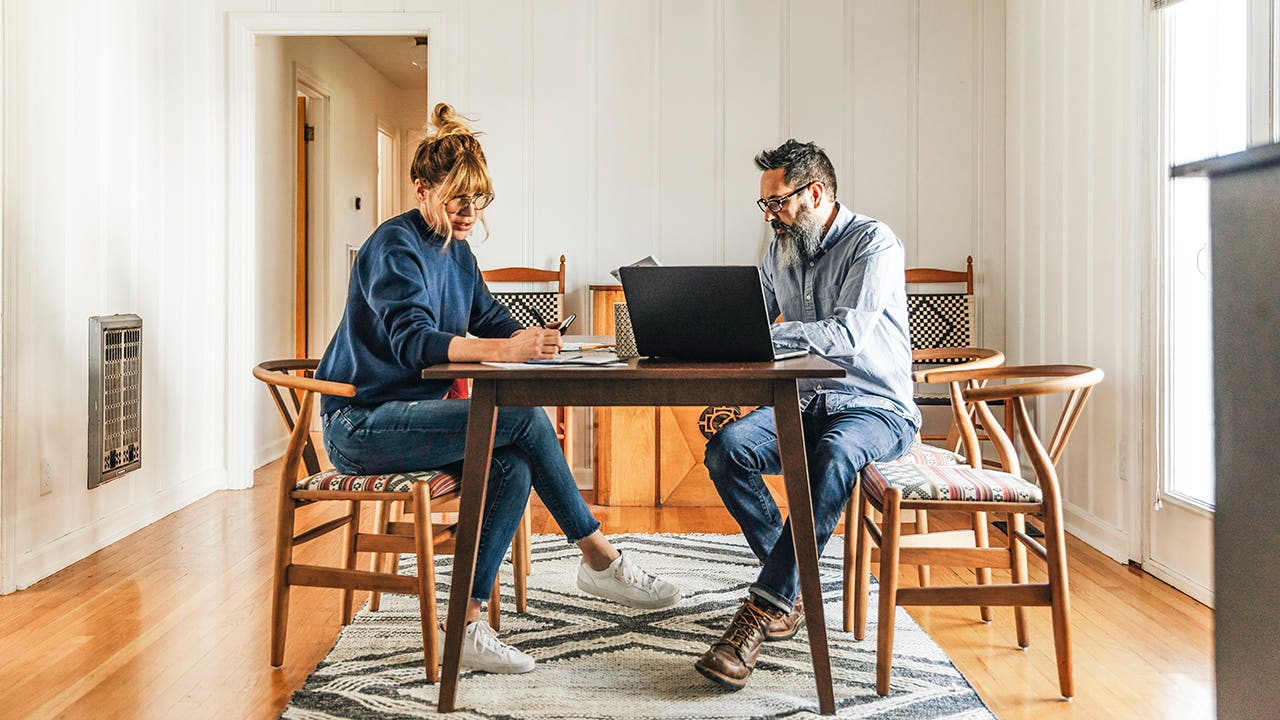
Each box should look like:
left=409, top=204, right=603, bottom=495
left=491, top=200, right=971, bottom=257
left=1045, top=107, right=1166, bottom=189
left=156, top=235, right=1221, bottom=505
left=764, top=203, right=920, bottom=427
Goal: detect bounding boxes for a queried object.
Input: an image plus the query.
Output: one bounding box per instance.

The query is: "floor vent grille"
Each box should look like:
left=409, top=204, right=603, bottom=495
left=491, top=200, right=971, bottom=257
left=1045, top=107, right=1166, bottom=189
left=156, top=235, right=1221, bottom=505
left=89, top=314, right=142, bottom=488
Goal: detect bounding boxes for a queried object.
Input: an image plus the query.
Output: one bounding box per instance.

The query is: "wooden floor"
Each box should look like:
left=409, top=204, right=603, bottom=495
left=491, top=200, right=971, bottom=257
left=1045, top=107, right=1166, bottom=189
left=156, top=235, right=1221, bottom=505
left=0, top=455, right=1213, bottom=720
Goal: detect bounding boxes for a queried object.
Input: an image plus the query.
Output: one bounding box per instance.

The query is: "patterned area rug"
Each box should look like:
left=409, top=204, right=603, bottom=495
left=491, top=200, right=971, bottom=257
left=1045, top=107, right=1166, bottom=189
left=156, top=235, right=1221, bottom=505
left=282, top=534, right=995, bottom=719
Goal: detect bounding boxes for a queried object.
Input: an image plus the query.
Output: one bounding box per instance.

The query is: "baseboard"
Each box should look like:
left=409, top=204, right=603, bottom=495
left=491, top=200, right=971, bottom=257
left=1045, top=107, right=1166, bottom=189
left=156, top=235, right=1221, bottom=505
left=1141, top=557, right=1215, bottom=607
left=13, top=467, right=225, bottom=591
left=1063, top=502, right=1131, bottom=564
left=254, top=435, right=290, bottom=470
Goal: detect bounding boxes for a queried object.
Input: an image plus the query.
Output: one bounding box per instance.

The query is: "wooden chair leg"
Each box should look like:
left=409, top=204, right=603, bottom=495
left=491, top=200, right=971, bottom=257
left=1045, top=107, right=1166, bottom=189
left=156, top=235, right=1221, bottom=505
left=514, top=503, right=529, bottom=613
left=369, top=499, right=391, bottom=612
left=411, top=484, right=440, bottom=683
left=842, top=485, right=857, bottom=632
left=522, top=502, right=533, bottom=576
left=1009, top=512, right=1031, bottom=649
left=875, top=488, right=903, bottom=696
left=488, top=579, right=501, bottom=630
left=560, top=405, right=573, bottom=467
left=853, top=483, right=873, bottom=639
left=269, top=498, right=297, bottom=667
left=340, top=500, right=362, bottom=625
left=973, top=510, right=993, bottom=623
left=915, top=509, right=931, bottom=586
left=1044, top=507, right=1075, bottom=698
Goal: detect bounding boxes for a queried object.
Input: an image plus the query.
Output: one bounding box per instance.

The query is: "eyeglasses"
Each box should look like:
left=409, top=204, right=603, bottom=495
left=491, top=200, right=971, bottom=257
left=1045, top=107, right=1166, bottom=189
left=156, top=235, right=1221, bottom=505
left=756, top=184, right=809, bottom=213
left=444, top=192, right=495, bottom=212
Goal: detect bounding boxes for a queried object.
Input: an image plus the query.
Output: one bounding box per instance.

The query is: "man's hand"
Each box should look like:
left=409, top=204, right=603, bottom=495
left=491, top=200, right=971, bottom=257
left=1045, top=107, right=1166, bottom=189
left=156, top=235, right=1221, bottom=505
left=504, top=327, right=563, bottom=361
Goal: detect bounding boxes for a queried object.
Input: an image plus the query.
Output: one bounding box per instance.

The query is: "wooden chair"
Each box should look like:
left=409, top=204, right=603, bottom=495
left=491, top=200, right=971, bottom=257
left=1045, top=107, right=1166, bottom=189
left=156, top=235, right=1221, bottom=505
left=850, top=363, right=1103, bottom=698
left=482, top=254, right=573, bottom=463
left=255, top=359, right=516, bottom=681
left=841, top=346, right=1005, bottom=630
left=905, top=257, right=1016, bottom=452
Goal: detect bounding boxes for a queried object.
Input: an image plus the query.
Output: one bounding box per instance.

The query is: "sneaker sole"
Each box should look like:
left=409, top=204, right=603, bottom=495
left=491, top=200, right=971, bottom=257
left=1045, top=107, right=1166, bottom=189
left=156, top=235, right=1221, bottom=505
left=694, top=661, right=750, bottom=690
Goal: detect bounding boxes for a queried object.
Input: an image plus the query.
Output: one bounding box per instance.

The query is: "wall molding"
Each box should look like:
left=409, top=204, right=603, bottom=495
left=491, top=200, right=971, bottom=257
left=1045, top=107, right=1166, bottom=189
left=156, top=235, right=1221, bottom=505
left=0, top=0, right=14, bottom=594
left=14, top=467, right=224, bottom=590
left=1064, top=501, right=1130, bottom=565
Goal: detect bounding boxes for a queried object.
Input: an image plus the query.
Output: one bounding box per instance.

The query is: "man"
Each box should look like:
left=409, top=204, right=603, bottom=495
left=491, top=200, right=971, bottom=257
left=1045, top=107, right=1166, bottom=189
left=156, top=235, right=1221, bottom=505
left=695, top=139, right=920, bottom=689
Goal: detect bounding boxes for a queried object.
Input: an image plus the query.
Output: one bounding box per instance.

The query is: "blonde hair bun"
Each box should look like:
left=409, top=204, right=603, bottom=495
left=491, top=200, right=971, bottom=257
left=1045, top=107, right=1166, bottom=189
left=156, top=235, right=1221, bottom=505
left=427, top=102, right=478, bottom=142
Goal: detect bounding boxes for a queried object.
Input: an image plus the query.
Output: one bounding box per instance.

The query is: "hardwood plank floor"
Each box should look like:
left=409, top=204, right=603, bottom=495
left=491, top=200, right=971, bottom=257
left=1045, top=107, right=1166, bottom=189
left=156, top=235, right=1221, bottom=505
left=0, top=454, right=1213, bottom=719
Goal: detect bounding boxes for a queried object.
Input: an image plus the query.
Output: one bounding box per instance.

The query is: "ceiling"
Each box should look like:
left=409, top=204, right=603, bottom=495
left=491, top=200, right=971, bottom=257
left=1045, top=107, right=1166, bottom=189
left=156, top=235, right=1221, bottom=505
left=336, top=36, right=426, bottom=92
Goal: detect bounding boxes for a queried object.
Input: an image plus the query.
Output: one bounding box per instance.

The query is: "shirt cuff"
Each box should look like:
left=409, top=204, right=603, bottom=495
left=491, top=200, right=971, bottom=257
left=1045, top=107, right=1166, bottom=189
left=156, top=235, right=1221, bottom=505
left=422, top=330, right=457, bottom=366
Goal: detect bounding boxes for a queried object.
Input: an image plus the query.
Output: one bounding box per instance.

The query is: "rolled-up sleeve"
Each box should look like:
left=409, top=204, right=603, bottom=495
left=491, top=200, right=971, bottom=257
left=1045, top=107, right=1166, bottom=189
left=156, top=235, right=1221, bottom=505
left=361, top=239, right=457, bottom=367
left=770, top=229, right=904, bottom=359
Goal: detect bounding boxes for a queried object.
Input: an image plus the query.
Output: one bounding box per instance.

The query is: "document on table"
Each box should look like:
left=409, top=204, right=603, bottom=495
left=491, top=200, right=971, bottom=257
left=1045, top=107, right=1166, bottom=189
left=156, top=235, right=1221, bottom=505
left=482, top=353, right=625, bottom=369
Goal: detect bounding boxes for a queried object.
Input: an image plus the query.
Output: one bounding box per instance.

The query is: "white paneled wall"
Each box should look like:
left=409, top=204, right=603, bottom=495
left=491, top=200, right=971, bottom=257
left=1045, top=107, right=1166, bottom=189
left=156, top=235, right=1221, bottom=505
left=458, top=0, right=1007, bottom=471
left=0, top=0, right=1005, bottom=591
left=2, top=0, right=226, bottom=591
left=1005, top=0, right=1148, bottom=562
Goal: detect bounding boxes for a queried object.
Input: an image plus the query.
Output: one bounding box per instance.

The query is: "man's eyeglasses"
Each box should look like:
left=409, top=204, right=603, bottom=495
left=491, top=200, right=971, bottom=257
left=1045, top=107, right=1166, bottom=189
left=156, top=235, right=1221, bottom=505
left=445, top=192, right=495, bottom=212
left=756, top=185, right=809, bottom=214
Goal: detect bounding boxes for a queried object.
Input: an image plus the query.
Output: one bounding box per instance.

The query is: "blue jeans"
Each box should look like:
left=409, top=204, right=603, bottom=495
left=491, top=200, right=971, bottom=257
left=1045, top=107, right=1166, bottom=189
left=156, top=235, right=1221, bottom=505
left=704, top=403, right=914, bottom=612
left=322, top=400, right=601, bottom=602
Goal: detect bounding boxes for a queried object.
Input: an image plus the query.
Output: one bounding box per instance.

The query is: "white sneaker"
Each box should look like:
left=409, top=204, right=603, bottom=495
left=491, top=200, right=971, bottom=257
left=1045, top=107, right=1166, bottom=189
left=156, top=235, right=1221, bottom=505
left=576, top=551, right=682, bottom=609
left=437, top=620, right=536, bottom=674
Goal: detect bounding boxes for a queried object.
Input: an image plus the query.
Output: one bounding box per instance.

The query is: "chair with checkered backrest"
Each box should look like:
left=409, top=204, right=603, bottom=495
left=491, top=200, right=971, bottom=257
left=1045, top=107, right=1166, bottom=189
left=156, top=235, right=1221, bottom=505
left=906, top=256, right=1015, bottom=451
left=481, top=255, right=573, bottom=463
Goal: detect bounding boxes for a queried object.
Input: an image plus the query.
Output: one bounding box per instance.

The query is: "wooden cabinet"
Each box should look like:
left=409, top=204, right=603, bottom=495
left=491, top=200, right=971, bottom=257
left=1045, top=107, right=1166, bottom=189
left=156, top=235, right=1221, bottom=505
left=590, top=286, right=787, bottom=507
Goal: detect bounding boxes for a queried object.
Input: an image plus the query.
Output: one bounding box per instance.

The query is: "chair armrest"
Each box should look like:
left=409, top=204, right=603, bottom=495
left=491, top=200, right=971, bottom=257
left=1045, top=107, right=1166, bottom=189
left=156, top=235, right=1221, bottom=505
left=253, top=362, right=357, bottom=398
left=922, top=364, right=1104, bottom=401
left=910, top=347, right=1004, bottom=383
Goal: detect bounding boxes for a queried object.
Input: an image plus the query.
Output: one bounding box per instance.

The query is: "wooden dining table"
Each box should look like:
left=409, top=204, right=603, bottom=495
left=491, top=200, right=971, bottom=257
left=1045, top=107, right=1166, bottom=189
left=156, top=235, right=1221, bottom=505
left=423, top=345, right=846, bottom=715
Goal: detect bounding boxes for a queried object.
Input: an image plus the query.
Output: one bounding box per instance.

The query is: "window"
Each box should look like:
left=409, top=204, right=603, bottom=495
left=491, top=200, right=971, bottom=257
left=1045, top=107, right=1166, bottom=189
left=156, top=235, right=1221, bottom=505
left=1161, top=0, right=1249, bottom=508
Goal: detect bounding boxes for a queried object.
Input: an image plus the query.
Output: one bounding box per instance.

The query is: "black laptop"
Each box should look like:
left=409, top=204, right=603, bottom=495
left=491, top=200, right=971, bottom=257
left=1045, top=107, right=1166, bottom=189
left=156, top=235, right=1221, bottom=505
left=618, top=266, right=808, bottom=362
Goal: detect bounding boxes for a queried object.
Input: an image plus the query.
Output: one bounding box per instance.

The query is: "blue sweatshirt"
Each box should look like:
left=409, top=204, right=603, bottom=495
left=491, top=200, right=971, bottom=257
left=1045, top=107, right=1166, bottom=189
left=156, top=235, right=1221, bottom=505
left=314, top=209, right=523, bottom=415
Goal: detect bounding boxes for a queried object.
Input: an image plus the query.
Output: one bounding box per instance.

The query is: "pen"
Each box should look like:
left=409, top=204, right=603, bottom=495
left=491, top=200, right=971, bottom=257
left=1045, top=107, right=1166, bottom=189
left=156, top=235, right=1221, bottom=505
left=512, top=298, right=549, bottom=328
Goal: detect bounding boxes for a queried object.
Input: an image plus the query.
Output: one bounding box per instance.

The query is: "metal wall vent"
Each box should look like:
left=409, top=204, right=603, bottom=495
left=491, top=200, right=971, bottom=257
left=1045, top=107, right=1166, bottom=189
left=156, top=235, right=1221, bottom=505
left=88, top=314, right=142, bottom=489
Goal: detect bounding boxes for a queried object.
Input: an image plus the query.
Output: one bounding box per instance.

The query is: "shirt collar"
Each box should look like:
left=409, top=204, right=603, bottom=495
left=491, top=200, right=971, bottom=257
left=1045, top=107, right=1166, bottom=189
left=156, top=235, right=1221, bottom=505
left=816, top=202, right=855, bottom=255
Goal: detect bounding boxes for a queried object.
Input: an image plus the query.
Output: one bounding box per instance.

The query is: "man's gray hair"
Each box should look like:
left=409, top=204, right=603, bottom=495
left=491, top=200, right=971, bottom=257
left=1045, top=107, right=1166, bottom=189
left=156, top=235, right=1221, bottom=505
left=754, top=139, right=837, bottom=200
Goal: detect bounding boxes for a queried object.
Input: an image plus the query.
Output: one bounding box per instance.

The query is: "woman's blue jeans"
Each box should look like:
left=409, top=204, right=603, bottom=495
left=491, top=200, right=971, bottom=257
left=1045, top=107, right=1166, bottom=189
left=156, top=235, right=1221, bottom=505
left=321, top=399, right=601, bottom=602
left=704, top=403, right=914, bottom=611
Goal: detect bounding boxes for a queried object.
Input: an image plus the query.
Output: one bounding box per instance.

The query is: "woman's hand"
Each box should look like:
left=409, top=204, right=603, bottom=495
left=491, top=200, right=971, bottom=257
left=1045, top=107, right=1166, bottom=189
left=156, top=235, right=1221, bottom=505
left=503, top=327, right=563, bottom=361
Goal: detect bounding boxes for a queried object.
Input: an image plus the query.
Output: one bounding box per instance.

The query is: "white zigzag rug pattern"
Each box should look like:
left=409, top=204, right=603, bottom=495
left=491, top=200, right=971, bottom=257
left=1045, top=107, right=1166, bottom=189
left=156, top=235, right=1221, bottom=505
left=282, top=533, right=996, bottom=719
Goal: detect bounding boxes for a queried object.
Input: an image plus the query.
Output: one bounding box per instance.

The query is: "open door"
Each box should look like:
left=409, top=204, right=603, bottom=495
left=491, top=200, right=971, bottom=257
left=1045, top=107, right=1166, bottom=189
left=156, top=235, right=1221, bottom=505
left=295, top=95, right=309, bottom=359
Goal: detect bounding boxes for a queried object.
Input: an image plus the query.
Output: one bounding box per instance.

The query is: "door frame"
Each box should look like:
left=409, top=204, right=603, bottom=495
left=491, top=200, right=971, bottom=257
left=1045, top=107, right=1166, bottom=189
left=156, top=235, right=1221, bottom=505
left=226, top=11, right=458, bottom=490
left=0, top=0, right=13, bottom=593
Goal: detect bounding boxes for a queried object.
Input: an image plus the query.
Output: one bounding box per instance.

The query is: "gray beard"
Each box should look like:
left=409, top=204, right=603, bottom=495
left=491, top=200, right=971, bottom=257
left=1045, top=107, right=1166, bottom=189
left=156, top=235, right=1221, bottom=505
left=772, top=205, right=824, bottom=268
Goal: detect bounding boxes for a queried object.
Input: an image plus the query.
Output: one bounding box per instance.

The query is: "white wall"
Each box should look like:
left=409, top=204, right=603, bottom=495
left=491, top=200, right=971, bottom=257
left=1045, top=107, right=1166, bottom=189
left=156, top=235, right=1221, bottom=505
left=1005, top=0, right=1149, bottom=562
left=2, top=0, right=226, bottom=591
left=254, top=35, right=424, bottom=467
left=0, top=0, right=1005, bottom=591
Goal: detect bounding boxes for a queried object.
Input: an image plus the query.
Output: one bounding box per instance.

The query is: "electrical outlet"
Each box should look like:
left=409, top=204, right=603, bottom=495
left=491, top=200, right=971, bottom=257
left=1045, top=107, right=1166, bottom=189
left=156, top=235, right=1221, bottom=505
left=39, top=458, right=54, bottom=496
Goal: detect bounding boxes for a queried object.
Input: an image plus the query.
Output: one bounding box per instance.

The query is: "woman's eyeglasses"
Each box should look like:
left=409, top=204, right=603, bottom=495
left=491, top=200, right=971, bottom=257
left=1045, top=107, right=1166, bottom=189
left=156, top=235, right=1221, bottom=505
left=445, top=192, right=495, bottom=212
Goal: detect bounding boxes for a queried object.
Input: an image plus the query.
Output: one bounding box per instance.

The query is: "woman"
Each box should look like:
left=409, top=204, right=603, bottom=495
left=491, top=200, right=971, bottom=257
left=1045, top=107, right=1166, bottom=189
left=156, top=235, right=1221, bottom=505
left=315, top=103, right=680, bottom=674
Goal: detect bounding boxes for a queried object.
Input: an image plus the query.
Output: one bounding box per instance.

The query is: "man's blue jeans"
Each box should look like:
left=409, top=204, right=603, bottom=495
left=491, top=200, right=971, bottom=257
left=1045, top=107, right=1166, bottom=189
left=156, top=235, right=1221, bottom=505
left=321, top=399, right=601, bottom=602
left=704, top=402, right=914, bottom=612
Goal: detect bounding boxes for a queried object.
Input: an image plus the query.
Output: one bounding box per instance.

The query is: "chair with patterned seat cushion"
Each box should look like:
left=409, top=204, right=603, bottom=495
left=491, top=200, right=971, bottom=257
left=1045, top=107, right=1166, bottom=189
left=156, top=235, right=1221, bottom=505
left=851, top=363, right=1103, bottom=699
left=254, top=359, right=522, bottom=682
left=840, top=346, right=1004, bottom=630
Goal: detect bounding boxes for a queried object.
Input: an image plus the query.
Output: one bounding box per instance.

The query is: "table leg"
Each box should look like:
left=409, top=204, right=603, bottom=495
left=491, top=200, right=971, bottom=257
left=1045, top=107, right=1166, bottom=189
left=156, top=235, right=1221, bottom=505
left=773, top=379, right=836, bottom=715
left=438, top=380, right=499, bottom=713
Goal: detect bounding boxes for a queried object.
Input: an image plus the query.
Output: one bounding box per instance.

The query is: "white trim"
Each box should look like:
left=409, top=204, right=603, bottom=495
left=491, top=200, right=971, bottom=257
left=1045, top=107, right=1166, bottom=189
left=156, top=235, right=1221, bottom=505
left=1142, top=557, right=1214, bottom=607
left=225, top=11, right=458, bottom=491
left=0, top=0, right=14, bottom=594
left=255, top=435, right=291, bottom=470
left=1064, top=502, right=1130, bottom=565
left=13, top=468, right=223, bottom=590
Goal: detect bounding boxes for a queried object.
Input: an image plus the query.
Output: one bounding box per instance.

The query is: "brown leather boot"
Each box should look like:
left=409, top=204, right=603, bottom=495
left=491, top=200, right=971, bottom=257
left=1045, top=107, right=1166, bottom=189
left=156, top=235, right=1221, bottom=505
left=763, top=596, right=803, bottom=641
left=694, top=599, right=782, bottom=690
